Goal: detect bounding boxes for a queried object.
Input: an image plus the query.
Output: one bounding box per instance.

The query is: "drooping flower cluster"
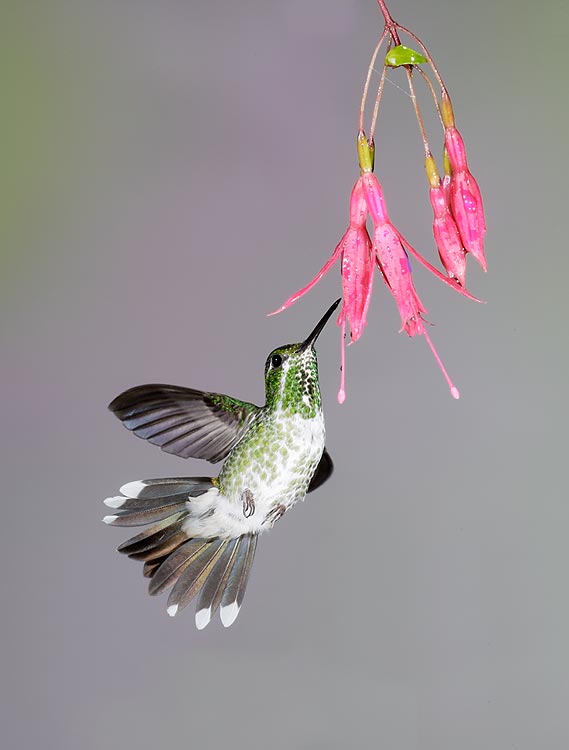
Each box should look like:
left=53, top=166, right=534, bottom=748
left=272, top=0, right=486, bottom=401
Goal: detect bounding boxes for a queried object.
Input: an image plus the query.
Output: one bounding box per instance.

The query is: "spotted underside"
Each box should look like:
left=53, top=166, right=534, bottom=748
left=214, top=407, right=325, bottom=534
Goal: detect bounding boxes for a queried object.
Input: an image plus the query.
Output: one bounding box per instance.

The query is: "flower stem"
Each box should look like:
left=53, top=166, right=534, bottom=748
left=405, top=68, right=431, bottom=159
left=369, top=64, right=388, bottom=143
left=416, top=67, right=443, bottom=127
left=359, top=30, right=388, bottom=133
left=375, top=0, right=401, bottom=45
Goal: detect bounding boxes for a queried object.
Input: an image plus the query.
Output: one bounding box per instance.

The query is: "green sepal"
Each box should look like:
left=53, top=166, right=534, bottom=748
left=368, top=138, right=375, bottom=172
left=442, top=147, right=452, bottom=177
left=357, top=131, right=373, bottom=173
left=385, top=45, right=427, bottom=67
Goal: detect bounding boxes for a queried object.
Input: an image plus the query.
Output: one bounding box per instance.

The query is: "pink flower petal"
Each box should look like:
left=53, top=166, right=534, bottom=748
left=341, top=228, right=374, bottom=342
left=360, top=172, right=389, bottom=224
left=268, top=243, right=342, bottom=316
left=429, top=185, right=467, bottom=287
left=444, top=127, right=487, bottom=271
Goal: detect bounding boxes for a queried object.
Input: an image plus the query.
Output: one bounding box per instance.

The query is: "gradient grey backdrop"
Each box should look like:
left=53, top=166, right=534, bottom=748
left=2, top=1, right=568, bottom=748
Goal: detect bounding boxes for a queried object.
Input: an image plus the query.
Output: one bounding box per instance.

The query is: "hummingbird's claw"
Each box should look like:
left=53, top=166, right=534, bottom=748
left=265, top=503, right=286, bottom=527
left=242, top=488, right=256, bottom=518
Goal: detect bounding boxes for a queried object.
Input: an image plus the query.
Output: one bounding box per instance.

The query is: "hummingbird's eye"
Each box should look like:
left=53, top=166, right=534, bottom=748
left=271, top=354, right=283, bottom=369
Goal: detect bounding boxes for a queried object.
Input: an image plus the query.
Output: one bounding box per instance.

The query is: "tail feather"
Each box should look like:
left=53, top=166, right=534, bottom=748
left=166, top=539, right=227, bottom=616
left=148, top=539, right=210, bottom=596
left=126, top=529, right=190, bottom=562
left=220, top=535, right=258, bottom=628
left=102, top=503, right=188, bottom=527
left=143, top=559, right=163, bottom=578
left=104, top=494, right=187, bottom=511
left=117, top=519, right=187, bottom=557
left=195, top=540, right=240, bottom=630
left=116, top=512, right=188, bottom=553
left=104, top=477, right=258, bottom=628
left=120, top=477, right=213, bottom=501
left=103, top=477, right=213, bottom=527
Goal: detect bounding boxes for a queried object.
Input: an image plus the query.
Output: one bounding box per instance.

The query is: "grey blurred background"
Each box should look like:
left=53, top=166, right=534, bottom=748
left=1, top=1, right=568, bottom=748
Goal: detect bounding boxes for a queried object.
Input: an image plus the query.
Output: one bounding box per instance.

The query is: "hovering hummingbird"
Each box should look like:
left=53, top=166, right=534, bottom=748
left=103, top=299, right=340, bottom=629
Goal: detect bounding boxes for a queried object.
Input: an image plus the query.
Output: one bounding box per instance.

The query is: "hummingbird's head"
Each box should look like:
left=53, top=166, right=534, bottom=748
left=264, top=299, right=341, bottom=416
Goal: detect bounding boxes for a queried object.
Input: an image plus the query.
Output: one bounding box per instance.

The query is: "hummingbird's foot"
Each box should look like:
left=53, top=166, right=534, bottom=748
left=265, top=503, right=286, bottom=527
left=241, top=488, right=255, bottom=518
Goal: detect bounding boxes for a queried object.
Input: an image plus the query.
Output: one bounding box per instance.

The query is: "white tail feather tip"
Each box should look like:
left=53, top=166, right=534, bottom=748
left=103, top=496, right=126, bottom=509
left=119, top=480, right=147, bottom=498
left=102, top=515, right=118, bottom=524
left=220, top=602, right=240, bottom=628
left=167, top=604, right=179, bottom=617
left=195, top=608, right=212, bottom=630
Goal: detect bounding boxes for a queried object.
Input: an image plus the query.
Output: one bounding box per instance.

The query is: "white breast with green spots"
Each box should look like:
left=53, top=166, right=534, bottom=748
left=182, top=410, right=325, bottom=539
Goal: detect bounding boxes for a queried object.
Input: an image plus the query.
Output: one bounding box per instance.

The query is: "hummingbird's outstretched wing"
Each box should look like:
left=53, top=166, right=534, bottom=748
left=307, top=448, right=333, bottom=493
left=109, top=384, right=261, bottom=463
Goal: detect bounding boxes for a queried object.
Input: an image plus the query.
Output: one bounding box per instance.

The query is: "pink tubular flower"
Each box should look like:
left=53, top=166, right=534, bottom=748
left=270, top=178, right=374, bottom=402
left=372, top=222, right=426, bottom=336
left=429, top=184, right=466, bottom=286
left=361, top=170, right=461, bottom=399
left=272, top=161, right=478, bottom=401
left=426, top=155, right=466, bottom=287
left=359, top=170, right=476, bottom=299
left=444, top=125, right=487, bottom=271
left=336, top=179, right=374, bottom=345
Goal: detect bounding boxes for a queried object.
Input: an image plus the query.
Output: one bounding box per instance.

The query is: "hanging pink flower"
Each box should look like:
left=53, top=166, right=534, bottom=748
left=429, top=183, right=467, bottom=287
left=270, top=178, right=374, bottom=402
left=426, top=155, right=466, bottom=287
left=270, top=178, right=373, bottom=341
left=361, top=170, right=460, bottom=398
left=444, top=127, right=486, bottom=271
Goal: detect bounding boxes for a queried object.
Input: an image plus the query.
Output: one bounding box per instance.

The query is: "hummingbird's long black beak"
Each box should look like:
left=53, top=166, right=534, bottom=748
left=300, top=298, right=342, bottom=351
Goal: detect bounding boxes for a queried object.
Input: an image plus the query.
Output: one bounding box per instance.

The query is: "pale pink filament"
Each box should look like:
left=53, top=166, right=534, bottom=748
left=338, top=317, right=346, bottom=404
left=421, top=323, right=460, bottom=399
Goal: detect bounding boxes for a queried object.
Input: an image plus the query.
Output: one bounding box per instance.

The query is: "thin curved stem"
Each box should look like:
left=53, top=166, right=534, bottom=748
left=416, top=66, right=443, bottom=128
left=369, top=64, right=388, bottom=143
left=359, top=30, right=388, bottom=133
left=405, top=68, right=431, bottom=158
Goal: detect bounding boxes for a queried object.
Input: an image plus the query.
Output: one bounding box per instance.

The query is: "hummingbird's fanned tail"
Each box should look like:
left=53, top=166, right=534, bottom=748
left=103, top=478, right=258, bottom=629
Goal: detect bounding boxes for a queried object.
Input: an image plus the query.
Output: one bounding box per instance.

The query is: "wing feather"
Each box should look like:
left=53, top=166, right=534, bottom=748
left=306, top=449, right=333, bottom=494
left=109, top=384, right=261, bottom=463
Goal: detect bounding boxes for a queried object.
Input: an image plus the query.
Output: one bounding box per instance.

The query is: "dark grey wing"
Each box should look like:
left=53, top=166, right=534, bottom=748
left=108, top=384, right=260, bottom=463
left=307, top=448, right=333, bottom=493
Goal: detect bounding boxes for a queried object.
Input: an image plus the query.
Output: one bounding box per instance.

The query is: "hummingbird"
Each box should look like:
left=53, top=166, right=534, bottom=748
left=103, top=299, right=340, bottom=629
